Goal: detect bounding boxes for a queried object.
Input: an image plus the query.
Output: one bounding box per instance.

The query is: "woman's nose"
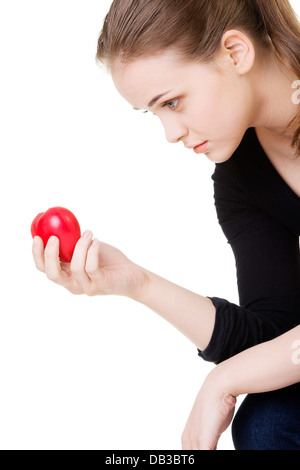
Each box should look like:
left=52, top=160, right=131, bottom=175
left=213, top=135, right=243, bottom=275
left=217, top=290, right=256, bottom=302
left=162, top=118, right=188, bottom=144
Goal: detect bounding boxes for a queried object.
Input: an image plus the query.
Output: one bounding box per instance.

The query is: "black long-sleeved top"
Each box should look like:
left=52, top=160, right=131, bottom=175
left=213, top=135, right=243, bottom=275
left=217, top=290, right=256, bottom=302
left=198, top=127, right=300, bottom=364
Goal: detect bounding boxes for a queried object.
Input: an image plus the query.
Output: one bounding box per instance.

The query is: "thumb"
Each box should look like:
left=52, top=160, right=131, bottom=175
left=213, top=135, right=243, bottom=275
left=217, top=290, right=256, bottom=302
left=224, top=393, right=237, bottom=407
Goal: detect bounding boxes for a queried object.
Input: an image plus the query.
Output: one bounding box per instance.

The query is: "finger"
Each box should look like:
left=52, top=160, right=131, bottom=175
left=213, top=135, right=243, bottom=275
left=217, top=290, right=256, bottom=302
left=224, top=393, right=237, bottom=407
left=70, top=230, right=93, bottom=291
left=181, top=440, right=192, bottom=451
left=85, top=239, right=106, bottom=284
left=181, top=431, right=192, bottom=451
left=44, top=236, right=64, bottom=283
left=32, top=236, right=45, bottom=272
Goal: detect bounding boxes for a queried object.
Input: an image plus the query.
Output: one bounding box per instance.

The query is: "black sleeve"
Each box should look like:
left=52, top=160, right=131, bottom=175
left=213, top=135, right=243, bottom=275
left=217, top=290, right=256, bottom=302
left=198, top=165, right=300, bottom=364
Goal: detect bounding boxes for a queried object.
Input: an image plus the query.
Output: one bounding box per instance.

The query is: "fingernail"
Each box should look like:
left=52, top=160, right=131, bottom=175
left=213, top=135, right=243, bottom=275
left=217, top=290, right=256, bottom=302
left=48, top=236, right=57, bottom=246
left=83, top=230, right=92, bottom=239
left=33, top=236, right=39, bottom=246
left=92, top=238, right=99, bottom=247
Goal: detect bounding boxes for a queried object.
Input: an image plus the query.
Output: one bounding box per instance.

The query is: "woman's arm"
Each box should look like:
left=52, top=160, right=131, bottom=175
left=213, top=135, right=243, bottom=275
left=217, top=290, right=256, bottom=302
left=32, top=234, right=216, bottom=351
left=182, top=325, right=300, bottom=450
left=216, top=323, right=300, bottom=396
left=135, top=269, right=216, bottom=351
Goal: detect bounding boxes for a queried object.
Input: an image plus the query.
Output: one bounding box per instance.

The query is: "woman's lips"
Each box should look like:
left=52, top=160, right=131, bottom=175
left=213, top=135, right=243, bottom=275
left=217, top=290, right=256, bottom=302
left=193, top=141, right=208, bottom=154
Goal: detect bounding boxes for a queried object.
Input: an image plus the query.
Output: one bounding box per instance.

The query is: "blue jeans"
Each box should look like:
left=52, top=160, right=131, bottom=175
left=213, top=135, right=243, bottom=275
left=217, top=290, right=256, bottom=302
left=232, top=382, right=300, bottom=450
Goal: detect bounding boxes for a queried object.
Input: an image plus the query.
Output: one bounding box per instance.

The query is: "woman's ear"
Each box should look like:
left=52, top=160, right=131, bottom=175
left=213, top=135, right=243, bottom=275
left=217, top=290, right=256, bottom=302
left=220, top=29, right=256, bottom=75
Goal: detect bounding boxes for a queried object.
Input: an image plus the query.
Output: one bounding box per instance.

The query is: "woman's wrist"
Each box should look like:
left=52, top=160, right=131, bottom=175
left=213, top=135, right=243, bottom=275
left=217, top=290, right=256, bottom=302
left=126, top=265, right=151, bottom=302
left=130, top=268, right=165, bottom=305
left=204, top=362, right=238, bottom=400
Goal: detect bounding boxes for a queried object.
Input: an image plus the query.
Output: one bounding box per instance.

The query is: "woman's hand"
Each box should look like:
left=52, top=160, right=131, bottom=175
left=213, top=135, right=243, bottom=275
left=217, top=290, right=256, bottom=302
left=182, top=323, right=300, bottom=450
left=32, top=231, right=147, bottom=299
left=181, top=370, right=236, bottom=450
left=32, top=230, right=217, bottom=352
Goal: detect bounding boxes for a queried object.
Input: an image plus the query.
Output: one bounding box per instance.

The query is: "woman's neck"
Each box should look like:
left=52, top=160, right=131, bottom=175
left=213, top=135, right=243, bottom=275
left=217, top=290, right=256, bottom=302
left=252, top=51, right=297, bottom=133
left=251, top=50, right=298, bottom=159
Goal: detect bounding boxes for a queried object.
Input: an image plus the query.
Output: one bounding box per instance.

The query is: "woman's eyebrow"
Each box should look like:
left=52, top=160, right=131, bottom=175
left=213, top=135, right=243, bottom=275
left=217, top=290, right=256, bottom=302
left=133, top=91, right=172, bottom=111
left=147, top=91, right=171, bottom=108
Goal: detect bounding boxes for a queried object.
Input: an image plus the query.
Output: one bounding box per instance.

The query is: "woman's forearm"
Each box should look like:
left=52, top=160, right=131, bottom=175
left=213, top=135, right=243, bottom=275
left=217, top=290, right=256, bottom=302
left=182, top=325, right=300, bottom=450
left=215, top=325, right=300, bottom=397
left=132, top=268, right=216, bottom=351
left=33, top=232, right=215, bottom=350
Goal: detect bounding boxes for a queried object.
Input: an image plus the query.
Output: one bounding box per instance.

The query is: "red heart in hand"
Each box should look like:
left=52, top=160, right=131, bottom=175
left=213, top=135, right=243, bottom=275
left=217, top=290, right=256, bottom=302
left=31, top=207, right=81, bottom=263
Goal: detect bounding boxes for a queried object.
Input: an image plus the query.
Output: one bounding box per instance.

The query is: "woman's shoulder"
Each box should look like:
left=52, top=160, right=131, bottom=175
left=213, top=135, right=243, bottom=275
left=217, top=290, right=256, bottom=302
left=212, top=128, right=260, bottom=196
left=212, top=128, right=300, bottom=235
left=212, top=127, right=279, bottom=191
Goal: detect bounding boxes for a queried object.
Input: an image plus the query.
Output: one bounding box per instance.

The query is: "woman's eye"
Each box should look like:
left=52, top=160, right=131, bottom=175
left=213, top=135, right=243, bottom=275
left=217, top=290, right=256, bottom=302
left=163, top=98, right=180, bottom=110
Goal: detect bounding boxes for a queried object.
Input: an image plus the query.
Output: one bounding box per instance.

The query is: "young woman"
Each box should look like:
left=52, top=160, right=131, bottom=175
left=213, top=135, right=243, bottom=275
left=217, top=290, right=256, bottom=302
left=32, top=0, right=300, bottom=450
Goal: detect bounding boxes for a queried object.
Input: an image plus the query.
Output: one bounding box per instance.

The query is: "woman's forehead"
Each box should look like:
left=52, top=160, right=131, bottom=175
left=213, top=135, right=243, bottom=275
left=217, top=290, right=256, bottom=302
left=111, top=51, right=215, bottom=106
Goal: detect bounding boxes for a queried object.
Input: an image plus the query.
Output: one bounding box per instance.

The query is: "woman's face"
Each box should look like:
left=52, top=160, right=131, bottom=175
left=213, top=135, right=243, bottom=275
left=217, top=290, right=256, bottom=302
left=112, top=50, right=255, bottom=163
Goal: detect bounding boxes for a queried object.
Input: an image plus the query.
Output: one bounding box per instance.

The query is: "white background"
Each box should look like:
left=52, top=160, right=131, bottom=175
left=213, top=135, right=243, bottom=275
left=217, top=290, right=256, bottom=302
left=1, top=0, right=299, bottom=450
